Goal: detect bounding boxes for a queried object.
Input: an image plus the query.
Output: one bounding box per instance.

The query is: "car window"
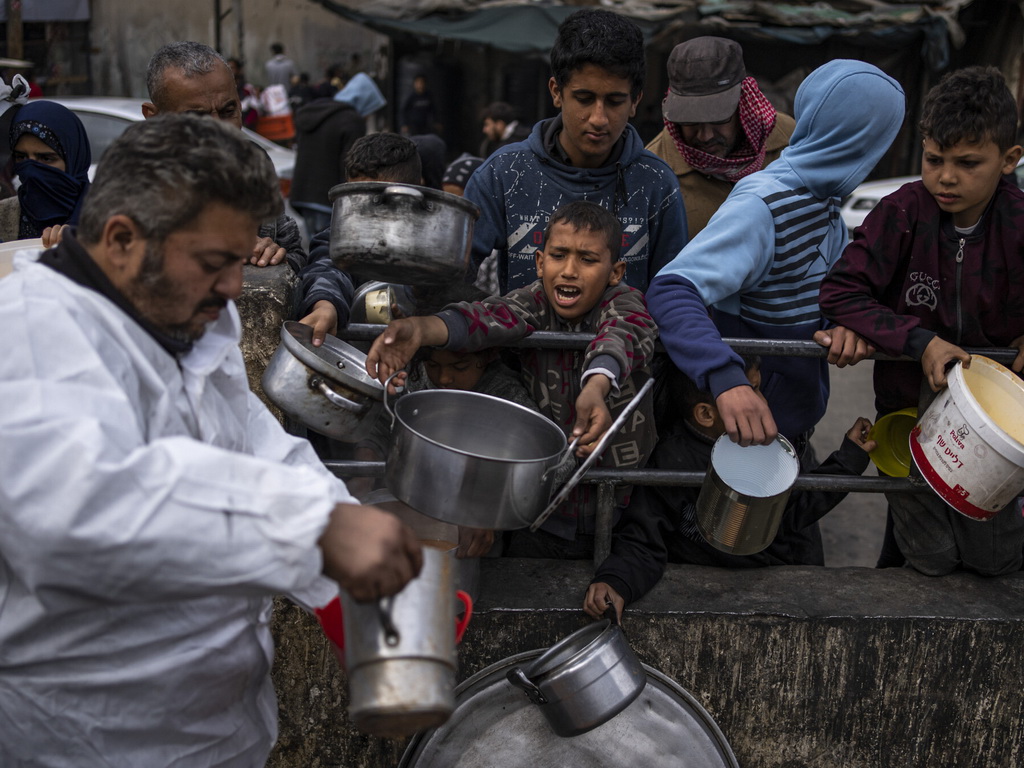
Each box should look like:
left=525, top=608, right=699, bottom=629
left=70, top=111, right=132, bottom=163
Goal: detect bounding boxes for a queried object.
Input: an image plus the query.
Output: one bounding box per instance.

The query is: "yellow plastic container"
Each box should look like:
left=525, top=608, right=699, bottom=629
left=868, top=407, right=918, bottom=477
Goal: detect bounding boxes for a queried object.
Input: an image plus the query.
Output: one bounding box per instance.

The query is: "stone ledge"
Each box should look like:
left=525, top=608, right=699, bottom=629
left=270, top=562, right=1024, bottom=768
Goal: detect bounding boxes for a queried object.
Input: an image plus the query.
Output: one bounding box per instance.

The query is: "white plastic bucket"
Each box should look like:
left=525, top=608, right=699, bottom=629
left=909, top=356, right=1024, bottom=521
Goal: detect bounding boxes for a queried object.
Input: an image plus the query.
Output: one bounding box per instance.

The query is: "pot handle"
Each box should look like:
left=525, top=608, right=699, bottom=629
left=529, top=376, right=655, bottom=533
left=541, top=436, right=581, bottom=483
left=382, top=371, right=405, bottom=426
left=310, top=377, right=370, bottom=414
left=455, top=590, right=473, bottom=644
left=506, top=667, right=547, bottom=706
left=381, top=185, right=426, bottom=209
left=378, top=596, right=401, bottom=647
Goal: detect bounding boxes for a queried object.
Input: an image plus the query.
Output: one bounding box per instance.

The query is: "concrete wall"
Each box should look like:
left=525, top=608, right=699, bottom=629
left=266, top=562, right=1024, bottom=768
left=89, top=0, right=384, bottom=97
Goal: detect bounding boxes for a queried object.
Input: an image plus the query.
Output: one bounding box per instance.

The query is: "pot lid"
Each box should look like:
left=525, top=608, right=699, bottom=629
left=399, top=651, right=739, bottom=768
left=279, top=321, right=384, bottom=399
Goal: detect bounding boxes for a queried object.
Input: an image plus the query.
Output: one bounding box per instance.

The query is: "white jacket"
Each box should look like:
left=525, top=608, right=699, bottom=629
left=0, top=256, right=350, bottom=766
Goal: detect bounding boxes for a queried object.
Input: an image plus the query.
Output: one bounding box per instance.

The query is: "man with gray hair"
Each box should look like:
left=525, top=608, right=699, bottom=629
left=144, top=40, right=354, bottom=352
left=143, top=40, right=303, bottom=270
left=0, top=114, right=421, bottom=765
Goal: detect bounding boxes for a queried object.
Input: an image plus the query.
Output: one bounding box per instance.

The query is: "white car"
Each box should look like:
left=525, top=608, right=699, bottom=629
left=40, top=96, right=308, bottom=242
left=840, top=158, right=1024, bottom=231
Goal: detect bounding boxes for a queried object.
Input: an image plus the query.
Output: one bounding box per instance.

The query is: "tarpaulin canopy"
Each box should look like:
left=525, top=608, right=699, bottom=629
left=311, top=0, right=972, bottom=68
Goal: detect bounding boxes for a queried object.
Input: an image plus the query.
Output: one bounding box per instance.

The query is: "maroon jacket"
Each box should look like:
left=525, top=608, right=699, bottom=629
left=819, top=178, right=1024, bottom=414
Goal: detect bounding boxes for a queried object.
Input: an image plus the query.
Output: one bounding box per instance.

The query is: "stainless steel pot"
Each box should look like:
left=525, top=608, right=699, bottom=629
left=341, top=547, right=473, bottom=738
left=695, top=434, right=800, bottom=555
left=384, top=389, right=573, bottom=530
left=329, top=182, right=480, bottom=285
left=262, top=321, right=384, bottom=442
left=505, top=608, right=646, bottom=737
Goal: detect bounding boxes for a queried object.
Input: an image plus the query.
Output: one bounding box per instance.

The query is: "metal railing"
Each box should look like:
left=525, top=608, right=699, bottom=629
left=329, top=324, right=1019, bottom=563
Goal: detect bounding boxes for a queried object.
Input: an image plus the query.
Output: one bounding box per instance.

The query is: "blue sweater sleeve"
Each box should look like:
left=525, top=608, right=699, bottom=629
left=295, top=227, right=354, bottom=326
left=463, top=163, right=506, bottom=270
left=645, top=273, right=748, bottom=398
left=645, top=166, right=689, bottom=283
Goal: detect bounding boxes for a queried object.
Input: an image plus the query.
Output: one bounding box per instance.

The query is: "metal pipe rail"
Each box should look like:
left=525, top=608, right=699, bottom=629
left=335, top=325, right=1019, bottom=563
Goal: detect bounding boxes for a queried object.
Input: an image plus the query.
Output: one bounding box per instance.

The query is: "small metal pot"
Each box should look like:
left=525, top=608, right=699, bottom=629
left=695, top=434, right=800, bottom=555
left=505, top=608, right=646, bottom=737
left=383, top=388, right=574, bottom=530
left=261, top=321, right=384, bottom=442
left=329, top=182, right=480, bottom=285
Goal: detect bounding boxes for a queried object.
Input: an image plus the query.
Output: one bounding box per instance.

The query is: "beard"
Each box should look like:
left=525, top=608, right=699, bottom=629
left=123, top=243, right=226, bottom=344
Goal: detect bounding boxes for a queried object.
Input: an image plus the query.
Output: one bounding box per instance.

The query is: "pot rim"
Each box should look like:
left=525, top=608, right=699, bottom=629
left=393, top=389, right=567, bottom=465
left=279, top=321, right=383, bottom=399
left=329, top=180, right=481, bottom=220
left=526, top=619, right=614, bottom=682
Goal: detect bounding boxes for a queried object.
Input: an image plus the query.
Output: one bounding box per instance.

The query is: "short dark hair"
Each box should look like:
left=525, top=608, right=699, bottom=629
left=543, top=200, right=622, bottom=260
left=481, top=101, right=518, bottom=124
left=147, top=41, right=227, bottom=108
left=671, top=356, right=761, bottom=421
left=271, top=43, right=284, bottom=55
left=77, top=114, right=281, bottom=246
left=345, top=133, right=422, bottom=184
left=550, top=9, right=646, bottom=100
left=919, top=66, right=1019, bottom=152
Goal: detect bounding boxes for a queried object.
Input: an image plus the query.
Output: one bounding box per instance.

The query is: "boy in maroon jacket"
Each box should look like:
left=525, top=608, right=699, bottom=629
left=819, top=66, right=1024, bottom=576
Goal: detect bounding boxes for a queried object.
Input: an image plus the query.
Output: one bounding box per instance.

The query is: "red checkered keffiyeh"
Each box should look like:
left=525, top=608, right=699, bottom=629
left=666, top=76, right=777, bottom=183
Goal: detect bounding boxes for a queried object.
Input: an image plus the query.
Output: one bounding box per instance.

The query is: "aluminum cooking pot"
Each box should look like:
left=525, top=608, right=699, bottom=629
left=695, top=434, right=800, bottom=555
left=262, top=321, right=384, bottom=442
left=506, top=606, right=646, bottom=737
left=341, top=546, right=473, bottom=738
left=329, top=182, right=480, bottom=285
left=383, top=388, right=574, bottom=530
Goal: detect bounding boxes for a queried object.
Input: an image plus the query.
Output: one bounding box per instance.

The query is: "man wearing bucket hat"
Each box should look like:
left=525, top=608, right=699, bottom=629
left=647, top=37, right=795, bottom=237
left=0, top=114, right=422, bottom=766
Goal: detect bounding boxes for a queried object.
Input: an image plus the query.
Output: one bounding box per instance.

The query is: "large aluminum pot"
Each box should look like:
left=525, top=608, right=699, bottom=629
left=329, top=182, right=480, bottom=284
left=695, top=434, right=800, bottom=555
left=341, top=547, right=473, bottom=738
left=505, top=608, right=646, bottom=737
left=261, top=321, right=384, bottom=442
left=383, top=389, right=572, bottom=530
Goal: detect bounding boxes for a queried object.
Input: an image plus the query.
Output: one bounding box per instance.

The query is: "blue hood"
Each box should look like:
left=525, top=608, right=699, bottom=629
left=783, top=60, right=905, bottom=199
left=334, top=73, right=386, bottom=117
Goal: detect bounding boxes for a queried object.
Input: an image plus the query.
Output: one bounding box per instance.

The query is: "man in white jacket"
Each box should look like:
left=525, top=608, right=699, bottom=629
left=0, top=114, right=421, bottom=766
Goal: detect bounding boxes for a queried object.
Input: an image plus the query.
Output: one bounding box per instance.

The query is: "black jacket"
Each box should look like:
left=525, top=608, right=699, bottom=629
left=291, top=99, right=366, bottom=208
left=592, top=424, right=870, bottom=602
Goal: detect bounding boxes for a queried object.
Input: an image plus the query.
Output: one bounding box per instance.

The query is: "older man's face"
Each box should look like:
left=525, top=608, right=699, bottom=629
left=154, top=62, right=243, bottom=129
left=679, top=111, right=742, bottom=158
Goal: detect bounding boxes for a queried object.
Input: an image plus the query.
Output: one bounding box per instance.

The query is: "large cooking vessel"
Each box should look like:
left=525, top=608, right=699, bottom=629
left=506, top=607, right=646, bottom=737
left=262, top=322, right=384, bottom=442
left=329, top=182, right=480, bottom=285
left=340, top=546, right=473, bottom=738
left=399, top=651, right=739, bottom=768
left=384, top=389, right=571, bottom=530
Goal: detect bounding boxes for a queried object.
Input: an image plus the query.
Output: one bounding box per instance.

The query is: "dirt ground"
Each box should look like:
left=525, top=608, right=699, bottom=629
left=811, top=360, right=888, bottom=568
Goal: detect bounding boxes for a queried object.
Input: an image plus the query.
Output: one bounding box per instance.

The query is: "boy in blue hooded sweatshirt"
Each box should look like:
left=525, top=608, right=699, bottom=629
left=464, top=8, right=687, bottom=294
left=647, top=60, right=906, bottom=452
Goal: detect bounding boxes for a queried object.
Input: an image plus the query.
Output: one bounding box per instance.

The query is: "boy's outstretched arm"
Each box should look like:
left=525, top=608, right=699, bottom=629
left=786, top=416, right=875, bottom=531
left=573, top=374, right=613, bottom=456
left=813, top=326, right=876, bottom=368
left=365, top=315, right=449, bottom=387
